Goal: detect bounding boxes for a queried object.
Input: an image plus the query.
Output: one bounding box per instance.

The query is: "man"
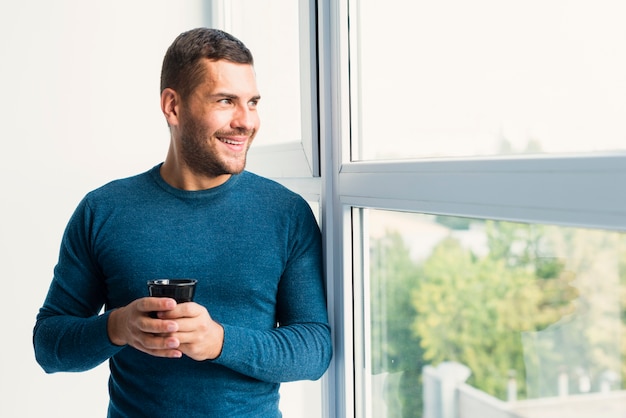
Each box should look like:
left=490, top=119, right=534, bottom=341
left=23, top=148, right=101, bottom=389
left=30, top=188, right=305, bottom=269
left=33, top=28, right=332, bottom=417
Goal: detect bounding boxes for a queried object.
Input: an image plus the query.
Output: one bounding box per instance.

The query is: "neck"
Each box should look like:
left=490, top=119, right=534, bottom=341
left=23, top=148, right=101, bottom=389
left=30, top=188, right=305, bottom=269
left=161, top=145, right=231, bottom=191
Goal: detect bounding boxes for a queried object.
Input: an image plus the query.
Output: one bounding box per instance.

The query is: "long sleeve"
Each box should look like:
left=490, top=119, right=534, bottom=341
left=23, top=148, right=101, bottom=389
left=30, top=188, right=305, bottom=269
left=217, top=322, right=331, bottom=382
left=215, top=200, right=332, bottom=381
left=33, top=199, right=123, bottom=373
left=34, top=311, right=122, bottom=373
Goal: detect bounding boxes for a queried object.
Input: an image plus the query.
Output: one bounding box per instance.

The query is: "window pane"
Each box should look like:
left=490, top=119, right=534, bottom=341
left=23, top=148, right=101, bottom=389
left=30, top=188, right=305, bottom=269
left=358, top=209, right=626, bottom=417
left=352, top=1, right=626, bottom=160
left=221, top=0, right=302, bottom=146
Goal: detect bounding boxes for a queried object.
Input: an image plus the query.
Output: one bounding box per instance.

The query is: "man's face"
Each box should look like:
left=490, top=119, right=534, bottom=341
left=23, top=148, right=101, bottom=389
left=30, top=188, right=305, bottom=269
left=177, top=59, right=260, bottom=178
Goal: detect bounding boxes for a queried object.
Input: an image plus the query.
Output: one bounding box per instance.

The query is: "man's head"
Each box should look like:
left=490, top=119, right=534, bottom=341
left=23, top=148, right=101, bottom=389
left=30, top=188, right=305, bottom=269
left=159, top=28, right=261, bottom=189
left=160, top=28, right=254, bottom=100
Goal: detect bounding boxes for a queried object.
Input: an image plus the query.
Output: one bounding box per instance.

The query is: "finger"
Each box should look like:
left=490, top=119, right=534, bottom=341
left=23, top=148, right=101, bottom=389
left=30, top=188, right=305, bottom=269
left=139, top=317, right=179, bottom=334
left=137, top=297, right=177, bottom=314
left=136, top=333, right=182, bottom=357
left=157, top=302, right=202, bottom=319
left=136, top=347, right=183, bottom=359
left=168, top=316, right=208, bottom=334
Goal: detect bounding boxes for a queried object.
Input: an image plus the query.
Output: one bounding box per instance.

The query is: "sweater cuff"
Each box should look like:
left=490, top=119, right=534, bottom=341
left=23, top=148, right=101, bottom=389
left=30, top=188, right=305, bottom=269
left=210, top=323, right=242, bottom=366
left=98, top=310, right=127, bottom=353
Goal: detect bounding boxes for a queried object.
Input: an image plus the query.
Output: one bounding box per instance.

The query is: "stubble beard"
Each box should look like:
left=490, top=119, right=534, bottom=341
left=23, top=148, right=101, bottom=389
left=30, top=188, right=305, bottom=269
left=179, top=116, right=253, bottom=178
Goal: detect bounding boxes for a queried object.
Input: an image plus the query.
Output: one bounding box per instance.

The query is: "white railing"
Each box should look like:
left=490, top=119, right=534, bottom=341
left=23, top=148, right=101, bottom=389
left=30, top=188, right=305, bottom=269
left=424, top=362, right=626, bottom=418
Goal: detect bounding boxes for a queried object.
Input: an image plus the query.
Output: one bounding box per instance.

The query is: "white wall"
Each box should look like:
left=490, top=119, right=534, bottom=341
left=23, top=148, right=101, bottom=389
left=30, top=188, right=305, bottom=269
left=0, top=2, right=204, bottom=416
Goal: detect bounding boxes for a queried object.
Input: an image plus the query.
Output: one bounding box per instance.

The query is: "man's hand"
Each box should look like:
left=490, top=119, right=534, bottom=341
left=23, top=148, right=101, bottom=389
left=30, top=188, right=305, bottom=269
left=107, top=298, right=224, bottom=361
left=107, top=297, right=182, bottom=358
left=156, top=302, right=224, bottom=361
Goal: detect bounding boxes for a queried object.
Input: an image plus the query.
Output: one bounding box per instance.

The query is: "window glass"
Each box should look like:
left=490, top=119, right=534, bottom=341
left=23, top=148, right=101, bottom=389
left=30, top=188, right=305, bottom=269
left=357, top=208, right=626, bottom=417
left=220, top=0, right=302, bottom=146
left=352, top=1, right=626, bottom=160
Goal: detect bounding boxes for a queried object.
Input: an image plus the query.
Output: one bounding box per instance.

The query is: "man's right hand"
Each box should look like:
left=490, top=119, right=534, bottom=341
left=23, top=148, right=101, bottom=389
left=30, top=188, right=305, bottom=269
left=107, top=297, right=183, bottom=358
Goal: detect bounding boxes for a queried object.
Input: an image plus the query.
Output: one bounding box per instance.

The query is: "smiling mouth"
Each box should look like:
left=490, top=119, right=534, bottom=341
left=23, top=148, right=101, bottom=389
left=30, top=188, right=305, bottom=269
left=218, top=137, right=245, bottom=146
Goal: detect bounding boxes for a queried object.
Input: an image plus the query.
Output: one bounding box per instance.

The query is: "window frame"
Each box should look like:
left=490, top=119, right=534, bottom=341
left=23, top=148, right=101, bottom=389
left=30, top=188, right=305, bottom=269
left=322, top=1, right=626, bottom=417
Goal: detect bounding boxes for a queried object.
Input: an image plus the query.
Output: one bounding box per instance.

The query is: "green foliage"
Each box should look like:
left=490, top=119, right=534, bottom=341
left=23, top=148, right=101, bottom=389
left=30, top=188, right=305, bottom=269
left=367, top=218, right=619, bottom=411
left=619, top=235, right=626, bottom=383
left=412, top=236, right=536, bottom=399
left=370, top=230, right=425, bottom=417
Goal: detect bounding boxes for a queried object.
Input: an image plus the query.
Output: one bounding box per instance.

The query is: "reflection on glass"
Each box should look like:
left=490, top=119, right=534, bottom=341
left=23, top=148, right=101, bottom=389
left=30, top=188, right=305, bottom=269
left=352, top=1, right=626, bottom=160
left=362, top=209, right=626, bottom=417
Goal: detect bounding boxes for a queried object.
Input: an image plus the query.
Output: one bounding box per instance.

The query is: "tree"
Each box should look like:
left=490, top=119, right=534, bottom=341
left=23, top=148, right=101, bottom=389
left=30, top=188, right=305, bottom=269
left=412, top=221, right=584, bottom=399
left=368, top=217, right=625, bottom=411
left=370, top=230, right=426, bottom=417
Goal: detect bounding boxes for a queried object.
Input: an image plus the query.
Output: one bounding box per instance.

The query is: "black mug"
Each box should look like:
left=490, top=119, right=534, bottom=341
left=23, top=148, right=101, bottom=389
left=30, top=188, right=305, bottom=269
left=147, top=279, right=198, bottom=303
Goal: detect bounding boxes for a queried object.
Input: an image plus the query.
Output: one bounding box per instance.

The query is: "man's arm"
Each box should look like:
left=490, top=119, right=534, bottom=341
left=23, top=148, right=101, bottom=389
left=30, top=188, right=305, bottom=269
left=211, top=199, right=332, bottom=382
left=33, top=199, right=121, bottom=372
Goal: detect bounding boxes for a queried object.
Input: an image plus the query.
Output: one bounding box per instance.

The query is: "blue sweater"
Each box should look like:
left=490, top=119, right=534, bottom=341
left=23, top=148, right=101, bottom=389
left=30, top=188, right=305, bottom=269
left=33, top=165, right=332, bottom=417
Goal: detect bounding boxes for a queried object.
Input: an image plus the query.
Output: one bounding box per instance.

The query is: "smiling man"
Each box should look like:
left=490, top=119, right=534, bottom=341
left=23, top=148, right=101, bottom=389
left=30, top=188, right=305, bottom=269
left=34, top=28, right=332, bottom=417
left=161, top=54, right=261, bottom=190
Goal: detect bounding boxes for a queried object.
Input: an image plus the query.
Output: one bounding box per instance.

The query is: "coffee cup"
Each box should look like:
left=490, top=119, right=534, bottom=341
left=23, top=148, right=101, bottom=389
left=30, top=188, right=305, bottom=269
left=147, top=279, right=198, bottom=303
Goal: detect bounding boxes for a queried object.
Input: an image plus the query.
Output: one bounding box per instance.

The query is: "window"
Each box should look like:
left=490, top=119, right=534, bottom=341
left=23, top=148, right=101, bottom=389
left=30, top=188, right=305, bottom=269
left=351, top=0, right=626, bottom=161
left=323, top=0, right=626, bottom=417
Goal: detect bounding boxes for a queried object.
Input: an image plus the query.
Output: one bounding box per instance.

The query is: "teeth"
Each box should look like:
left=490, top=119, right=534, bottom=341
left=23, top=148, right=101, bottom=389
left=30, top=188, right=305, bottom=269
left=220, top=138, right=242, bottom=145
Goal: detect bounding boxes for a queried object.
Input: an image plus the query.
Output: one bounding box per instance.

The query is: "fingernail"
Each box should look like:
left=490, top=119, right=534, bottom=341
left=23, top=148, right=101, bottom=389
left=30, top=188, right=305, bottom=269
left=167, top=323, right=177, bottom=332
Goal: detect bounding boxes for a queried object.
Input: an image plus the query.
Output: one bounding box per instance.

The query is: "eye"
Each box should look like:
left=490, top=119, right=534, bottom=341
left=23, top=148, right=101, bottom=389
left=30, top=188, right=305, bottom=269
left=218, top=98, right=233, bottom=105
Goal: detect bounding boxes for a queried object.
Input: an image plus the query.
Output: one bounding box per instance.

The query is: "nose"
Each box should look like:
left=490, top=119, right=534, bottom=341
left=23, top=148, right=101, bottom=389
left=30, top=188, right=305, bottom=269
left=231, top=103, right=258, bottom=132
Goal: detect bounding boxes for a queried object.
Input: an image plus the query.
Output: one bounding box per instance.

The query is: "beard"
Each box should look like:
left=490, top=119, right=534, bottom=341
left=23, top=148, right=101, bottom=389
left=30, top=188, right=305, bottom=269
left=179, top=113, right=254, bottom=178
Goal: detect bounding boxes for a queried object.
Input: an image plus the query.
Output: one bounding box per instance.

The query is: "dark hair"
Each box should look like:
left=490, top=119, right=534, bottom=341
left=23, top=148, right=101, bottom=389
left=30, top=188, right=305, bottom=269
left=160, top=28, right=254, bottom=99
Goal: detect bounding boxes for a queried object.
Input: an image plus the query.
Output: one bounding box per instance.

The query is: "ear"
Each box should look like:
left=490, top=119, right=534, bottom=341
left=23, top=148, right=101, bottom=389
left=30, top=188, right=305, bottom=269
left=161, top=88, right=180, bottom=127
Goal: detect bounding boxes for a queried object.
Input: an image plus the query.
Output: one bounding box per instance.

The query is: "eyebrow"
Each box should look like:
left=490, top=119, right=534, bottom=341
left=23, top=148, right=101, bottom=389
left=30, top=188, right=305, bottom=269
left=211, top=92, right=261, bottom=102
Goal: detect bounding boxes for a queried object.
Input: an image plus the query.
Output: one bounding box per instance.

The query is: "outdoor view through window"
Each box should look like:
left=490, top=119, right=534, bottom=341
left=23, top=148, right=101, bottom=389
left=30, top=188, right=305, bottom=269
left=361, top=209, right=625, bottom=418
